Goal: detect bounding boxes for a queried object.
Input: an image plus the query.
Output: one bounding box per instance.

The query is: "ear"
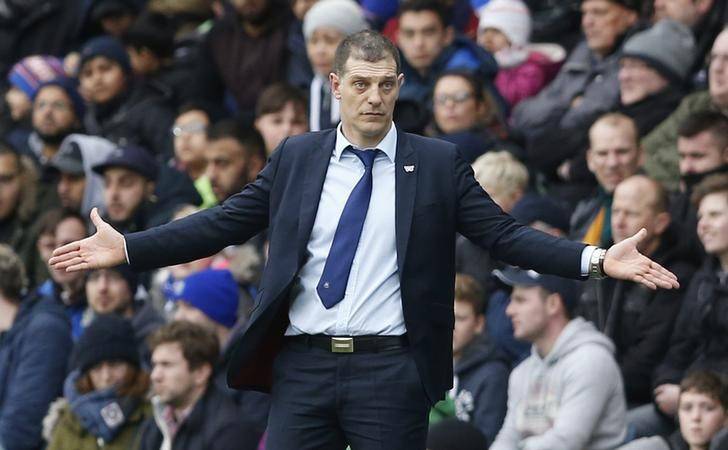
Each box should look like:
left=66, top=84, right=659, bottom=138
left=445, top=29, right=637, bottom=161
left=397, top=73, right=405, bottom=89
left=330, top=72, right=342, bottom=100
left=475, top=314, right=485, bottom=334
left=586, top=148, right=595, bottom=173
left=653, top=211, right=671, bottom=236
left=191, top=363, right=212, bottom=387
left=145, top=181, right=156, bottom=197
left=697, top=0, right=714, bottom=15
left=545, top=293, right=563, bottom=317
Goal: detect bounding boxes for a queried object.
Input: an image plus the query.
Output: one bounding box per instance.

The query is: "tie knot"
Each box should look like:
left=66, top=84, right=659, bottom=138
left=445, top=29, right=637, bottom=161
left=349, top=147, right=379, bottom=169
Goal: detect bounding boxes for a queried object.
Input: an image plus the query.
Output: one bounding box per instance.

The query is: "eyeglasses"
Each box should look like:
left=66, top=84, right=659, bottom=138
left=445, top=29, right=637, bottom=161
left=433, top=92, right=474, bottom=106
left=172, top=122, right=207, bottom=137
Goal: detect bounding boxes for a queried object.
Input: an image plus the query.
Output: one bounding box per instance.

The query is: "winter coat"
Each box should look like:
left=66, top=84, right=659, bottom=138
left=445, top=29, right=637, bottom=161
left=452, top=334, right=510, bottom=446
left=654, top=257, right=728, bottom=386
left=0, top=294, right=72, bottom=450
left=36, top=280, right=87, bottom=341
left=569, top=189, right=613, bottom=247
left=58, top=134, right=116, bottom=218
left=137, top=384, right=261, bottom=450
left=619, top=428, right=728, bottom=450
left=45, top=372, right=151, bottom=450
left=578, top=232, right=697, bottom=404
left=491, top=318, right=627, bottom=450
left=495, top=44, right=564, bottom=109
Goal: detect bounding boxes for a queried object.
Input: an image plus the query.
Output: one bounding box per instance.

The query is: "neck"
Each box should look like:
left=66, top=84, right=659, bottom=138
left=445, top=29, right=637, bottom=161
left=341, top=122, right=390, bottom=149
left=0, top=296, right=19, bottom=331
left=642, top=236, right=661, bottom=257
left=41, top=143, right=59, bottom=161
left=533, top=318, right=569, bottom=358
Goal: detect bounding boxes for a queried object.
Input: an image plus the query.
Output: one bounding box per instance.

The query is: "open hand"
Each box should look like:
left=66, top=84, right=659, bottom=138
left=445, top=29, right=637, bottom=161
left=603, top=228, right=680, bottom=290
left=49, top=208, right=126, bottom=272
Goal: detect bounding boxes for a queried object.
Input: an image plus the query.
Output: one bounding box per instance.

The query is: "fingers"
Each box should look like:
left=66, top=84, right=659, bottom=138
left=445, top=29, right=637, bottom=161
left=629, top=228, right=647, bottom=245
left=90, top=207, right=104, bottom=230
left=50, top=241, right=80, bottom=259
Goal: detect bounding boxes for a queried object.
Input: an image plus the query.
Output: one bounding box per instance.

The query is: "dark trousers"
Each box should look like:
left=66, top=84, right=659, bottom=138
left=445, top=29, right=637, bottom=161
left=265, top=340, right=431, bottom=450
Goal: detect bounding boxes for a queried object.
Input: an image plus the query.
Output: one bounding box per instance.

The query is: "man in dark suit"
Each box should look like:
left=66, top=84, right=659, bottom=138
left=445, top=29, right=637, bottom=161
left=51, top=31, right=679, bottom=450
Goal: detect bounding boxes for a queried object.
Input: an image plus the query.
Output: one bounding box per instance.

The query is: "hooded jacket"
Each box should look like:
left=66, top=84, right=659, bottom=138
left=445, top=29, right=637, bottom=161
left=453, top=334, right=510, bottom=447
left=491, top=318, right=626, bottom=450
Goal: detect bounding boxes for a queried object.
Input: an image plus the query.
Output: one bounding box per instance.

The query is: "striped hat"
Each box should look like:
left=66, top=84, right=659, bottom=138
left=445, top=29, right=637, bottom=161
left=7, top=55, right=66, bottom=99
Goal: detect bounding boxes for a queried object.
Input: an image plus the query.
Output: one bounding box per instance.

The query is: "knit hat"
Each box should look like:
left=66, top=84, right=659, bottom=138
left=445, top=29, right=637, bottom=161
left=7, top=55, right=66, bottom=99
left=33, top=77, right=86, bottom=119
left=89, top=0, right=136, bottom=21
left=72, top=314, right=140, bottom=373
left=303, top=0, right=370, bottom=40
left=621, top=19, right=696, bottom=83
left=79, top=36, right=132, bottom=75
left=478, top=0, right=531, bottom=48
left=171, top=269, right=239, bottom=328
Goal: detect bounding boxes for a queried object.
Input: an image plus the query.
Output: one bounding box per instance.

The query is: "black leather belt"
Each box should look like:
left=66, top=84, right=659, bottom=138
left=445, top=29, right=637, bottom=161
left=287, top=334, right=409, bottom=353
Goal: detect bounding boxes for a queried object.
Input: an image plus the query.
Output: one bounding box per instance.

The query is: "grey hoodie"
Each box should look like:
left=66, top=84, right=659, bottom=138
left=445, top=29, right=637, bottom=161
left=58, top=134, right=116, bottom=217
left=491, top=317, right=627, bottom=450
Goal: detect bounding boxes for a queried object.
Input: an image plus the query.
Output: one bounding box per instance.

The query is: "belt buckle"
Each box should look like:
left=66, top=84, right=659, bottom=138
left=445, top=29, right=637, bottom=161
left=331, top=337, right=354, bottom=353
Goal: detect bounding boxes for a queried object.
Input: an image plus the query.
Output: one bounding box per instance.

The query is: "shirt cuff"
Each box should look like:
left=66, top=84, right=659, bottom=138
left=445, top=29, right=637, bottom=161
left=123, top=237, right=130, bottom=264
left=580, top=245, right=598, bottom=277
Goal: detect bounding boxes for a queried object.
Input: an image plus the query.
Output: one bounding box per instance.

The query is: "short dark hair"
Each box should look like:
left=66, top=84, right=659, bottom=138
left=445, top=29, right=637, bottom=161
left=434, top=70, right=486, bottom=103
left=255, top=83, right=307, bottom=119
left=0, top=244, right=27, bottom=301
left=333, top=30, right=401, bottom=77
left=398, top=0, right=451, bottom=27
left=691, top=173, right=728, bottom=208
left=148, top=321, right=219, bottom=371
left=680, top=370, right=728, bottom=411
left=207, top=119, right=266, bottom=163
left=678, top=111, right=728, bottom=150
left=454, top=273, right=485, bottom=314
left=122, top=11, right=175, bottom=59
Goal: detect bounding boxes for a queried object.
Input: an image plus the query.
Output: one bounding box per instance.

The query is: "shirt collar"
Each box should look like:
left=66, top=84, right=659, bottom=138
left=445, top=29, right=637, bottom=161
left=333, top=122, right=397, bottom=163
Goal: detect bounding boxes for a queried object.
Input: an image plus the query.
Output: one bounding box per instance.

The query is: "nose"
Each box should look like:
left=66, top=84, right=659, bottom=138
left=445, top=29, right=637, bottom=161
left=151, top=365, right=162, bottom=383
left=505, top=299, right=515, bottom=318
left=367, top=86, right=382, bottom=106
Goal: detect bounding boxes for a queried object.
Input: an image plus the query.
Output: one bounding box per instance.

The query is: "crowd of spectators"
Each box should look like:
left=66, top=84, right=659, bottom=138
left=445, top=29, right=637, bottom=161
left=0, top=0, right=728, bottom=449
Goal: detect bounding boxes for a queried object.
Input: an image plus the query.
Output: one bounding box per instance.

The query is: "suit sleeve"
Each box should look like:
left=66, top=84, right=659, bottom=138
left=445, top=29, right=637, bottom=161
left=126, top=138, right=284, bottom=271
left=452, top=151, right=586, bottom=279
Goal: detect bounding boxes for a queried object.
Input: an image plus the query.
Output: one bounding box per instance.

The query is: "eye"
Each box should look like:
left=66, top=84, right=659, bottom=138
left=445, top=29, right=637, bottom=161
left=354, top=81, right=366, bottom=89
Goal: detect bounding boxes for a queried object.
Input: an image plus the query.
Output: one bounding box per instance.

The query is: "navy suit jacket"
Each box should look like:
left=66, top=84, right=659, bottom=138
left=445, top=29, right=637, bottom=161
left=126, top=128, right=586, bottom=402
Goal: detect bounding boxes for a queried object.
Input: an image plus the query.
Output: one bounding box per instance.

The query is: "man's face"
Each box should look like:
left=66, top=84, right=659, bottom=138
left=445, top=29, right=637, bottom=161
left=453, top=299, right=484, bottom=357
left=678, top=130, right=728, bottom=176
left=100, top=13, right=135, bottom=37
left=173, top=110, right=209, bottom=169
left=581, top=0, right=636, bottom=56
left=433, top=75, right=481, bottom=134
left=697, top=192, right=728, bottom=257
left=0, top=154, right=22, bottom=221
left=205, top=137, right=249, bottom=201
left=150, top=342, right=203, bottom=408
left=505, top=285, right=549, bottom=342
left=254, top=101, right=308, bottom=155
left=611, top=179, right=667, bottom=248
left=587, top=122, right=642, bottom=193
left=32, top=86, right=78, bottom=143
left=230, top=0, right=268, bottom=21
left=397, top=10, right=451, bottom=74
left=661, top=0, right=712, bottom=27
left=57, top=173, right=86, bottom=211
left=709, top=31, right=728, bottom=108
left=79, top=56, right=127, bottom=105
left=86, top=268, right=133, bottom=315
left=174, top=301, right=218, bottom=332
left=678, top=390, right=728, bottom=448
left=51, top=217, right=87, bottom=285
left=306, top=26, right=345, bottom=77
left=103, top=167, right=151, bottom=223
left=331, top=56, right=403, bottom=144
left=618, top=57, right=669, bottom=106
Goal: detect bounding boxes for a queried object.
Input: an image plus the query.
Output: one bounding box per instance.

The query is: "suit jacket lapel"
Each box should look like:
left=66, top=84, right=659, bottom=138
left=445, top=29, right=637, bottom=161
left=297, top=130, right=336, bottom=265
left=395, top=131, right=418, bottom=276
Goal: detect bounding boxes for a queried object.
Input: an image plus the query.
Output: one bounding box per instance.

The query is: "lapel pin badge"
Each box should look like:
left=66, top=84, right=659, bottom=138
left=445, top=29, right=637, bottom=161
left=404, top=165, right=415, bottom=173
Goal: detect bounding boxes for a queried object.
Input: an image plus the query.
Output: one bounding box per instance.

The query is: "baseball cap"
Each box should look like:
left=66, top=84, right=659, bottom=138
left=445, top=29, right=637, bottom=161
left=49, top=141, right=85, bottom=176
left=493, top=266, right=581, bottom=313
left=92, top=145, right=159, bottom=181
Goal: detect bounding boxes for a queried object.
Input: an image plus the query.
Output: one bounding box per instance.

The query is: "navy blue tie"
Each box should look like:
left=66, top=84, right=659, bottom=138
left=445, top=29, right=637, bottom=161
left=317, top=147, right=379, bottom=309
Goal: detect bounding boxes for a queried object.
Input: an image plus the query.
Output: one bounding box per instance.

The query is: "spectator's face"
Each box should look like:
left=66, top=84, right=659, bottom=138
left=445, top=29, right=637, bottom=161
left=611, top=179, right=668, bottom=249
left=709, top=31, right=728, bottom=108
left=57, top=173, right=86, bottom=211
left=661, top=0, right=712, bottom=27
left=587, top=122, right=642, bottom=193
left=88, top=360, right=132, bottom=391
left=151, top=342, right=206, bottom=408
left=100, top=13, right=135, bottom=37
left=36, top=231, right=55, bottom=266
left=102, top=167, right=152, bottom=223
left=678, top=390, right=728, bottom=448
left=307, top=26, right=345, bottom=77
left=433, top=75, right=482, bottom=134
left=477, top=28, right=510, bottom=54
left=79, top=56, right=127, bottom=105
left=618, top=57, right=669, bottom=106
left=652, top=0, right=667, bottom=22
left=697, top=192, right=728, bottom=257
left=32, top=86, right=78, bottom=143
left=126, top=47, right=159, bottom=76
left=51, top=217, right=86, bottom=285
left=397, top=11, right=452, bottom=73
left=505, top=285, right=549, bottom=342
left=173, top=110, right=209, bottom=170
left=86, top=268, right=133, bottom=315
left=678, top=130, right=728, bottom=176
left=331, top=56, right=403, bottom=145
left=4, top=86, right=32, bottom=122
left=174, top=301, right=218, bottom=331
left=231, top=0, right=268, bottom=21
left=254, top=102, right=308, bottom=155
left=581, top=0, right=636, bottom=56
left=453, top=300, right=484, bottom=358
left=0, top=154, right=22, bottom=221
left=206, top=137, right=249, bottom=201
